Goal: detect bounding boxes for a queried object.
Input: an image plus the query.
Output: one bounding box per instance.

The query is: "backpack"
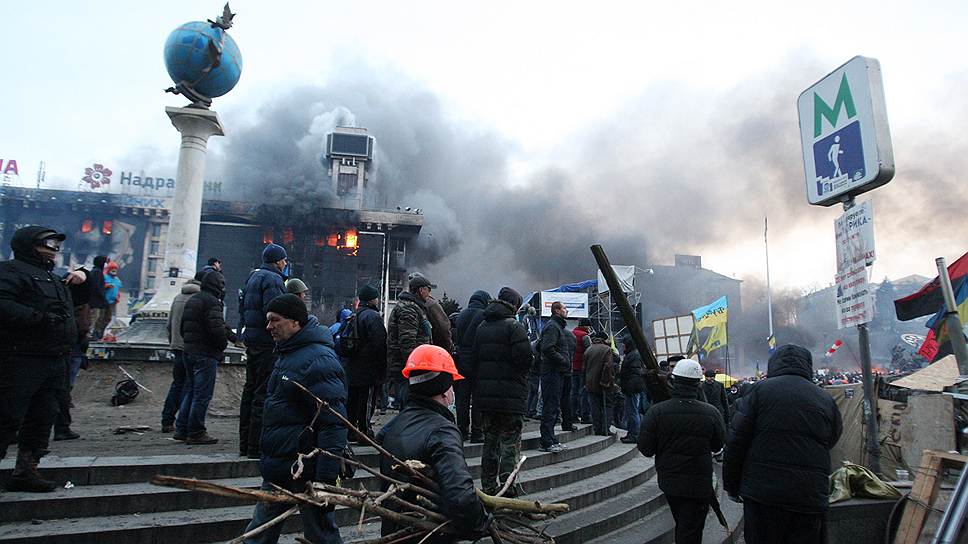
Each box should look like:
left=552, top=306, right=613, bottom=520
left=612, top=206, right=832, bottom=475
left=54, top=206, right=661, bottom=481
left=336, top=313, right=362, bottom=357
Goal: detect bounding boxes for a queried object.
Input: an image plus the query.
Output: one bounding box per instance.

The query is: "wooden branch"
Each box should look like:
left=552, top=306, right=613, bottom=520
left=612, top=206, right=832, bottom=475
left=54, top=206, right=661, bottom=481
left=496, top=455, right=528, bottom=498
left=416, top=520, right=451, bottom=544
left=318, top=449, right=441, bottom=503
left=352, top=527, right=423, bottom=544
left=477, top=489, right=569, bottom=514
left=150, top=475, right=292, bottom=504
left=227, top=505, right=299, bottom=544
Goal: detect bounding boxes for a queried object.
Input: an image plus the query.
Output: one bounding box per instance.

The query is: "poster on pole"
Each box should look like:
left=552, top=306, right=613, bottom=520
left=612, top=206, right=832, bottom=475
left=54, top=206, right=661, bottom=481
left=835, top=200, right=876, bottom=272
left=597, top=265, right=635, bottom=294
left=540, top=291, right=589, bottom=318
left=835, top=262, right=874, bottom=329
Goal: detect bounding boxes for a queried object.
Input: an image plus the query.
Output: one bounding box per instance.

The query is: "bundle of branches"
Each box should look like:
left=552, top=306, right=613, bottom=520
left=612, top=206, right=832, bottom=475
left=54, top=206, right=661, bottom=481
left=151, top=377, right=567, bottom=543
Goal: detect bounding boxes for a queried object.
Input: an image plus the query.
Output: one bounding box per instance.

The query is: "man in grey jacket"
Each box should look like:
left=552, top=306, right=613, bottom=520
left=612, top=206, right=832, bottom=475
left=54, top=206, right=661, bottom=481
left=162, top=272, right=202, bottom=433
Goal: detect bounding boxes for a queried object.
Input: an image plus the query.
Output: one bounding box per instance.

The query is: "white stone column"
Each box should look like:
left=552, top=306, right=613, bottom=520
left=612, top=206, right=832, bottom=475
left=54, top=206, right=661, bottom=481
left=137, top=107, right=224, bottom=317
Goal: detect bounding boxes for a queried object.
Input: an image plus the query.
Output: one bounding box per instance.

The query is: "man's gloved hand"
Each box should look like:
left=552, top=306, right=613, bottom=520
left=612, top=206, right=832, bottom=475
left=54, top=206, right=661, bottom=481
left=472, top=513, right=495, bottom=540
left=43, top=311, right=68, bottom=327
left=727, top=494, right=744, bottom=504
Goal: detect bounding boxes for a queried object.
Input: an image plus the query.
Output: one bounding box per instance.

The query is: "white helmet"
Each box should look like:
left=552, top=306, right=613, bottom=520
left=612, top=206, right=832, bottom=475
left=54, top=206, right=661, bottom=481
left=671, top=359, right=703, bottom=380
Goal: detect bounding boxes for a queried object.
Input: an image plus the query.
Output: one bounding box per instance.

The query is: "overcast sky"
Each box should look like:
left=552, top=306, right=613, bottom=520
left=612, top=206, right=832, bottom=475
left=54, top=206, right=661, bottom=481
left=2, top=1, right=967, bottom=297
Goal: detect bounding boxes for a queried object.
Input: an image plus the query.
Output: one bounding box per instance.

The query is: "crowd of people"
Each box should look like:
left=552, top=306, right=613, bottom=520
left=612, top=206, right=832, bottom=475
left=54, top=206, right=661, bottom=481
left=0, top=229, right=845, bottom=544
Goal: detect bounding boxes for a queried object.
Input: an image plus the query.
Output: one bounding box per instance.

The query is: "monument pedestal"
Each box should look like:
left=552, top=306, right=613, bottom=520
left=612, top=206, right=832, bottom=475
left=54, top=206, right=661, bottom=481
left=92, top=107, right=239, bottom=363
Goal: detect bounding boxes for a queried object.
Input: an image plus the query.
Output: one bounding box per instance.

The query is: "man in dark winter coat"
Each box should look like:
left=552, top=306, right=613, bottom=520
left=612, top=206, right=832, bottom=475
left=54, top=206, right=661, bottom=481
left=88, top=255, right=109, bottom=339
left=344, top=284, right=387, bottom=439
left=618, top=335, right=647, bottom=443
left=408, top=272, right=454, bottom=353
left=178, top=270, right=236, bottom=445
left=452, top=289, right=492, bottom=442
left=571, top=319, right=592, bottom=423
left=538, top=301, right=571, bottom=452
left=0, top=226, right=89, bottom=492
left=386, top=275, right=433, bottom=409
left=639, top=359, right=726, bottom=544
left=243, top=294, right=347, bottom=544
left=584, top=333, right=615, bottom=436
left=162, top=272, right=202, bottom=433
left=723, top=344, right=842, bottom=544
left=378, top=345, right=488, bottom=543
left=472, top=287, right=534, bottom=495
left=239, top=243, right=288, bottom=458
left=701, top=369, right=729, bottom=425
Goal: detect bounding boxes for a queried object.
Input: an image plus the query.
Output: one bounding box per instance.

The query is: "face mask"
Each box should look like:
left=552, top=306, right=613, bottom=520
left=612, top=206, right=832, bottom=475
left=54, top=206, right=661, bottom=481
left=444, top=387, right=456, bottom=414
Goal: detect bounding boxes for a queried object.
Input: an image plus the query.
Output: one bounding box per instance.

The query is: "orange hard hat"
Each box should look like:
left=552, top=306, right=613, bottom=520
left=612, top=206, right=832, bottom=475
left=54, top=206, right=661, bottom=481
left=105, top=261, right=119, bottom=271
left=402, top=344, right=464, bottom=380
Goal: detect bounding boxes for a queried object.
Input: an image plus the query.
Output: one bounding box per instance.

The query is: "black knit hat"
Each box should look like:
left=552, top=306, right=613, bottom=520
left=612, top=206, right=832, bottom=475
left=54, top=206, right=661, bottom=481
left=408, top=369, right=454, bottom=398
left=498, top=286, right=523, bottom=310
left=266, top=293, right=309, bottom=326
left=704, top=369, right=717, bottom=378
left=357, top=284, right=380, bottom=302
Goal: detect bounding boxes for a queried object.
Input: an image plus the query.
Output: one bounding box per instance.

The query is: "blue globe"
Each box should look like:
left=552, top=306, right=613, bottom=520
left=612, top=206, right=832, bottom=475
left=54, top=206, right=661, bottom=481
left=164, top=21, right=242, bottom=99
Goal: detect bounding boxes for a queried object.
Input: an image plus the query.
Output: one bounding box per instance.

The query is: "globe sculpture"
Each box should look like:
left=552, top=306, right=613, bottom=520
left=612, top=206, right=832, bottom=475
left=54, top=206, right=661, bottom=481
left=163, top=4, right=241, bottom=108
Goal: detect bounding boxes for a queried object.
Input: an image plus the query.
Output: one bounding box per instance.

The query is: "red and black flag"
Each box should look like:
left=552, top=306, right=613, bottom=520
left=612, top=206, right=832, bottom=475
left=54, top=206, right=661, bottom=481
left=894, top=251, right=968, bottom=321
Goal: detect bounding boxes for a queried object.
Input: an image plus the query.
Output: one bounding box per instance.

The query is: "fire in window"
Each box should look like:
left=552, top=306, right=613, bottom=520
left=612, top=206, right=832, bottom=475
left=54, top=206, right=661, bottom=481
left=101, top=220, right=113, bottom=235
left=262, top=227, right=274, bottom=244
left=81, top=219, right=94, bottom=233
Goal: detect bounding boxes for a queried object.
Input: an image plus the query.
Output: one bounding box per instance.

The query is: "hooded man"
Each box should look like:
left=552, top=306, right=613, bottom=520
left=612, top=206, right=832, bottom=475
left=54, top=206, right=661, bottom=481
left=343, top=284, right=387, bottom=439
left=242, top=293, right=347, bottom=544
left=386, top=275, right=433, bottom=409
left=452, top=289, right=492, bottom=442
left=378, top=345, right=488, bottom=543
left=238, top=243, right=288, bottom=458
left=0, top=226, right=89, bottom=492
left=724, top=345, right=842, bottom=544
left=638, top=359, right=726, bottom=544
left=471, top=287, right=534, bottom=495
left=571, top=318, right=593, bottom=423
left=162, top=271, right=204, bottom=433
left=177, top=270, right=236, bottom=445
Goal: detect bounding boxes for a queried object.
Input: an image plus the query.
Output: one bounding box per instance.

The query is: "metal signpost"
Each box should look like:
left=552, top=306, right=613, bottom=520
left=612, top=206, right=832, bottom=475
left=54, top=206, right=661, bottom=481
left=799, top=55, right=895, bottom=475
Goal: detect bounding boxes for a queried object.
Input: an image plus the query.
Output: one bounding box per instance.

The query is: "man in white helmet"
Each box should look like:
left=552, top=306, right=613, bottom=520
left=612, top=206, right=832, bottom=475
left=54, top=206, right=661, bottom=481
left=637, top=358, right=726, bottom=544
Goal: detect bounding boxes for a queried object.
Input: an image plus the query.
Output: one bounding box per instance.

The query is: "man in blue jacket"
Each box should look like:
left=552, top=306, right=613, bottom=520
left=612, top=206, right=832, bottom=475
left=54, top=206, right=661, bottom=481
left=239, top=243, right=288, bottom=458
left=243, top=293, right=348, bottom=544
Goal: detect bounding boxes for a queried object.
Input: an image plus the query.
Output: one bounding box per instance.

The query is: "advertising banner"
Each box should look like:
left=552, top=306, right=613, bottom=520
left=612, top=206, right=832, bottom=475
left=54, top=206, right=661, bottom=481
left=540, top=291, right=589, bottom=318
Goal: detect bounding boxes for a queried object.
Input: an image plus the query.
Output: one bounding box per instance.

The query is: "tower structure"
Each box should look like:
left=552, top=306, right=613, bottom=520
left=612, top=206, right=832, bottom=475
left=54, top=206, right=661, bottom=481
left=326, top=127, right=374, bottom=210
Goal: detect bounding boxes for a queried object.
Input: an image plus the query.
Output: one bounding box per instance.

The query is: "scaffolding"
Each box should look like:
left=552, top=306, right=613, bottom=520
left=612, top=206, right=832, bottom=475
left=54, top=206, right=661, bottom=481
left=589, top=266, right=650, bottom=340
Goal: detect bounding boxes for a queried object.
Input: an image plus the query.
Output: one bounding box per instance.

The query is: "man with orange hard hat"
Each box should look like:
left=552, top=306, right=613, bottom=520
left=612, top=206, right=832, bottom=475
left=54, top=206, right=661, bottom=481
left=376, top=344, right=489, bottom=543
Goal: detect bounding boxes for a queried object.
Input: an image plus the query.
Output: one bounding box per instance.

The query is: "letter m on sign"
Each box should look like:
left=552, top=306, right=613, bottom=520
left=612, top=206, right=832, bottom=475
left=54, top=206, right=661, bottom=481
left=814, top=73, right=857, bottom=137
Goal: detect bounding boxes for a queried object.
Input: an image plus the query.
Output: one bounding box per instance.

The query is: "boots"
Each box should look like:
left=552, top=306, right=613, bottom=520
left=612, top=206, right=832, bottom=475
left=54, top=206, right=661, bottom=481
left=6, top=449, right=57, bottom=493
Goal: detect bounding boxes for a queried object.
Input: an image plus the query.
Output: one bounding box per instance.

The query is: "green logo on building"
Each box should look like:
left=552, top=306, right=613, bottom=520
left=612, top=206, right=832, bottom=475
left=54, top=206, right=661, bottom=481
left=814, top=73, right=857, bottom=137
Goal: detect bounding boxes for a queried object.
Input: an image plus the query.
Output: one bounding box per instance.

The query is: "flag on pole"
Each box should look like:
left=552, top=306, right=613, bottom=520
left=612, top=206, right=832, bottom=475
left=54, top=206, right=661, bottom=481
left=917, top=329, right=940, bottom=362
left=923, top=275, right=968, bottom=348
left=687, top=296, right=728, bottom=355
left=894, top=251, right=968, bottom=321
left=767, top=334, right=777, bottom=354
left=825, top=339, right=843, bottom=358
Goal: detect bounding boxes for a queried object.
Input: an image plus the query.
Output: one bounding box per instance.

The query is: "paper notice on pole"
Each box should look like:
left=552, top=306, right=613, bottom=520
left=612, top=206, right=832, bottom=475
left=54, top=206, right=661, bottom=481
left=835, top=200, right=875, bottom=273
left=835, top=262, right=874, bottom=329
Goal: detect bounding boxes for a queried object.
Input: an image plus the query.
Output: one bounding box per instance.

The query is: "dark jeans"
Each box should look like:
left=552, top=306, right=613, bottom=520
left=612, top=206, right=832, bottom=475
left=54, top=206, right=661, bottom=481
left=240, top=346, right=276, bottom=456
left=161, top=350, right=187, bottom=427
left=0, top=354, right=67, bottom=457
left=571, top=372, right=590, bottom=420
left=539, top=372, right=563, bottom=448
left=588, top=391, right=612, bottom=435
left=743, top=498, right=825, bottom=544
left=346, top=385, right=372, bottom=438
left=54, top=354, right=85, bottom=433
left=623, top=391, right=643, bottom=439
left=176, top=353, right=218, bottom=438
left=560, top=372, right=573, bottom=429
left=665, top=494, right=710, bottom=544
left=392, top=376, right=409, bottom=410
left=454, top=377, right=482, bottom=440
left=526, top=371, right=541, bottom=417
left=243, top=481, right=341, bottom=544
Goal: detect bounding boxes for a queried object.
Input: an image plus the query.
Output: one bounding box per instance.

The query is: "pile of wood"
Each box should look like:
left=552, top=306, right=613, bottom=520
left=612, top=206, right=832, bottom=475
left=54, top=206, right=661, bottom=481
left=151, top=378, right=567, bottom=543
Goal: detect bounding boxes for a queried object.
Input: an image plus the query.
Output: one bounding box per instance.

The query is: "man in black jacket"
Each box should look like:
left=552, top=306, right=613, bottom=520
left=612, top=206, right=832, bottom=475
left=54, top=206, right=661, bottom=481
left=178, top=270, right=236, bottom=445
left=538, top=301, right=570, bottom=452
left=386, top=276, right=433, bottom=409
left=378, top=344, right=488, bottom=543
left=0, top=226, right=89, bottom=492
left=472, top=287, right=533, bottom=495
left=344, top=284, right=387, bottom=439
left=701, top=369, right=729, bottom=425
left=452, top=289, right=491, bottom=442
left=724, top=344, right=842, bottom=544
left=619, top=335, right=647, bottom=444
left=638, top=359, right=726, bottom=544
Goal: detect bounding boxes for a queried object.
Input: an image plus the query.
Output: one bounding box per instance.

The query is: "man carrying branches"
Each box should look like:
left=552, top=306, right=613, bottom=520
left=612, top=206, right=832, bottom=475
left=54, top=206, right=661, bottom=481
left=377, top=344, right=489, bottom=543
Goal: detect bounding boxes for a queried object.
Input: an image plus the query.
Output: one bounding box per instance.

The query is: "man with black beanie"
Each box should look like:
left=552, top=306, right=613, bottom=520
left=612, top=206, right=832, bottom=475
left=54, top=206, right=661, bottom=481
left=377, top=345, right=488, bottom=542
left=472, top=287, right=534, bottom=495
left=344, top=284, right=387, bottom=439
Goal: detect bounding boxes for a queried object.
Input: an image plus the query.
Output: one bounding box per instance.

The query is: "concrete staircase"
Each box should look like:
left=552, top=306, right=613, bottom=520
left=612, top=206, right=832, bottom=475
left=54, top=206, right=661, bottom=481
left=0, top=424, right=743, bottom=543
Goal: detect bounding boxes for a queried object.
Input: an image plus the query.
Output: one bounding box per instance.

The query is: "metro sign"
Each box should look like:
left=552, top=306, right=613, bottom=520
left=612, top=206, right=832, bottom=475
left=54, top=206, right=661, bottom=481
left=798, top=56, right=894, bottom=206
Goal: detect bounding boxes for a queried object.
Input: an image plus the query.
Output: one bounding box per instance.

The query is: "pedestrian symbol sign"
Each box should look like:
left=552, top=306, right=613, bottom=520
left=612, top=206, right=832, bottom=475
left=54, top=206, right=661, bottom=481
left=798, top=56, right=894, bottom=206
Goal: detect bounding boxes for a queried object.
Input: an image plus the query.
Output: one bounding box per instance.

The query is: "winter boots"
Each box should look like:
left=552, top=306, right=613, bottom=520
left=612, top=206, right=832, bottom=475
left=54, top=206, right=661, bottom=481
left=5, top=449, right=57, bottom=493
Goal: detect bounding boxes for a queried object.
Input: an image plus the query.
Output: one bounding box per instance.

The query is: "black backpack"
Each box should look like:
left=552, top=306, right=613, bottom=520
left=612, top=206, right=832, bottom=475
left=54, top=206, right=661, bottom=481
left=336, top=313, right=362, bottom=357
